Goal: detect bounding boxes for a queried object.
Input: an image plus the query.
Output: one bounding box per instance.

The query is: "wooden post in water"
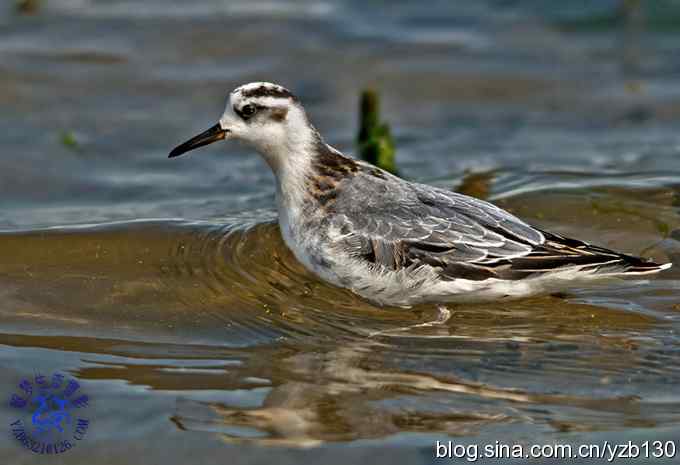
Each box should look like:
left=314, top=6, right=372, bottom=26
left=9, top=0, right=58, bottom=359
left=357, top=89, right=397, bottom=174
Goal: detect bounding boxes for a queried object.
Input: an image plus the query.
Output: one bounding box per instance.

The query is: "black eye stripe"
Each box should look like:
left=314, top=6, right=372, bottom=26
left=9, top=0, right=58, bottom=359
left=234, top=103, right=266, bottom=119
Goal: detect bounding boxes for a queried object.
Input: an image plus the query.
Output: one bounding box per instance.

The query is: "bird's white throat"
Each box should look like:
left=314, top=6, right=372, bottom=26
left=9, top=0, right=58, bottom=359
left=249, top=106, right=320, bottom=222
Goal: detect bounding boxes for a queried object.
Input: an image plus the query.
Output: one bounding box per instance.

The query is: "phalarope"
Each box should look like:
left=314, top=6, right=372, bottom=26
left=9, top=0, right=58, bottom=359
left=169, top=82, right=671, bottom=307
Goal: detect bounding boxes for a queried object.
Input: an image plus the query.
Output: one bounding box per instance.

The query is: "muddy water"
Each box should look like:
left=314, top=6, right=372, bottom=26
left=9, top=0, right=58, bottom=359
left=2, top=1, right=680, bottom=464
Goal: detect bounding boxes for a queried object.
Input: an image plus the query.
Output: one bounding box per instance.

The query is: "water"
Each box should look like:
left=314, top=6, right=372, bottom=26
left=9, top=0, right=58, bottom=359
left=1, top=1, right=680, bottom=463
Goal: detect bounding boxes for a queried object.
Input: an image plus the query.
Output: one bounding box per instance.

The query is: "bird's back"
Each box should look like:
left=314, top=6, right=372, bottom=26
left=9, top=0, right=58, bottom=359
left=310, top=155, right=669, bottom=304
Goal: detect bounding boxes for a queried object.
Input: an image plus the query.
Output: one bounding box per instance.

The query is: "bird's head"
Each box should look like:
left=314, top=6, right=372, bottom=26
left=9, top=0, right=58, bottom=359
left=169, top=82, right=315, bottom=171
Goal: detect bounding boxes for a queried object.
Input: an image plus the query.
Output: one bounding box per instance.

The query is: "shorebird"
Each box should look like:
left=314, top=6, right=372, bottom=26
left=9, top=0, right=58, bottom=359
left=169, top=82, right=671, bottom=307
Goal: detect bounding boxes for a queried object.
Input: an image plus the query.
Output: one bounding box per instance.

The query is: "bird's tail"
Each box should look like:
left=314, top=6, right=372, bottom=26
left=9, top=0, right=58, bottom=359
left=586, top=254, right=672, bottom=276
left=536, top=230, right=672, bottom=277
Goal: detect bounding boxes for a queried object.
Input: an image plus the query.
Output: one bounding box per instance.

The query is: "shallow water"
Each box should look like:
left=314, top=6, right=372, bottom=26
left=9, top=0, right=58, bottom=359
left=2, top=1, right=680, bottom=464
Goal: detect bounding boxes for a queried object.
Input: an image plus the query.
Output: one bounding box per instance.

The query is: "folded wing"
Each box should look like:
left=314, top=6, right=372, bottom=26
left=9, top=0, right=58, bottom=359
left=331, top=182, right=665, bottom=280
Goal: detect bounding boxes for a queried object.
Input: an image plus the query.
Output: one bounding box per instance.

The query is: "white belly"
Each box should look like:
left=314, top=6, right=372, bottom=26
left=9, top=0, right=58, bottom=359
left=278, top=209, right=605, bottom=308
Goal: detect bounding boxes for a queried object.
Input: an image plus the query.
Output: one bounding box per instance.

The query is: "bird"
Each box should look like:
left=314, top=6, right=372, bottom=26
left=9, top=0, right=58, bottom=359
left=169, top=82, right=671, bottom=307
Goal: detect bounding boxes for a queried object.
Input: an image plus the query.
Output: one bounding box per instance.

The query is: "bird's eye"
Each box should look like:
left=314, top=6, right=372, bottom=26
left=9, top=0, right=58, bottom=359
left=240, top=104, right=257, bottom=118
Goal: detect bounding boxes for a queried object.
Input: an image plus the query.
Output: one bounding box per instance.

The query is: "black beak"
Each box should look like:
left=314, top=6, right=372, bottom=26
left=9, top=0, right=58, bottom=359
left=168, top=124, right=228, bottom=158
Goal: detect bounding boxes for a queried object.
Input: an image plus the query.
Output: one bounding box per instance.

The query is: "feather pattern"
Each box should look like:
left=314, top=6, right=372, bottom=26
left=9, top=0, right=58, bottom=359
left=290, top=153, right=669, bottom=305
left=326, top=167, right=665, bottom=280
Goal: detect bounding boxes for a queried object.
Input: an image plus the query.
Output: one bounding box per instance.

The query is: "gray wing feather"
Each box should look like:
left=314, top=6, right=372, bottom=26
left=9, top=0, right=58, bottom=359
left=326, top=168, right=665, bottom=280
left=330, top=174, right=544, bottom=273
